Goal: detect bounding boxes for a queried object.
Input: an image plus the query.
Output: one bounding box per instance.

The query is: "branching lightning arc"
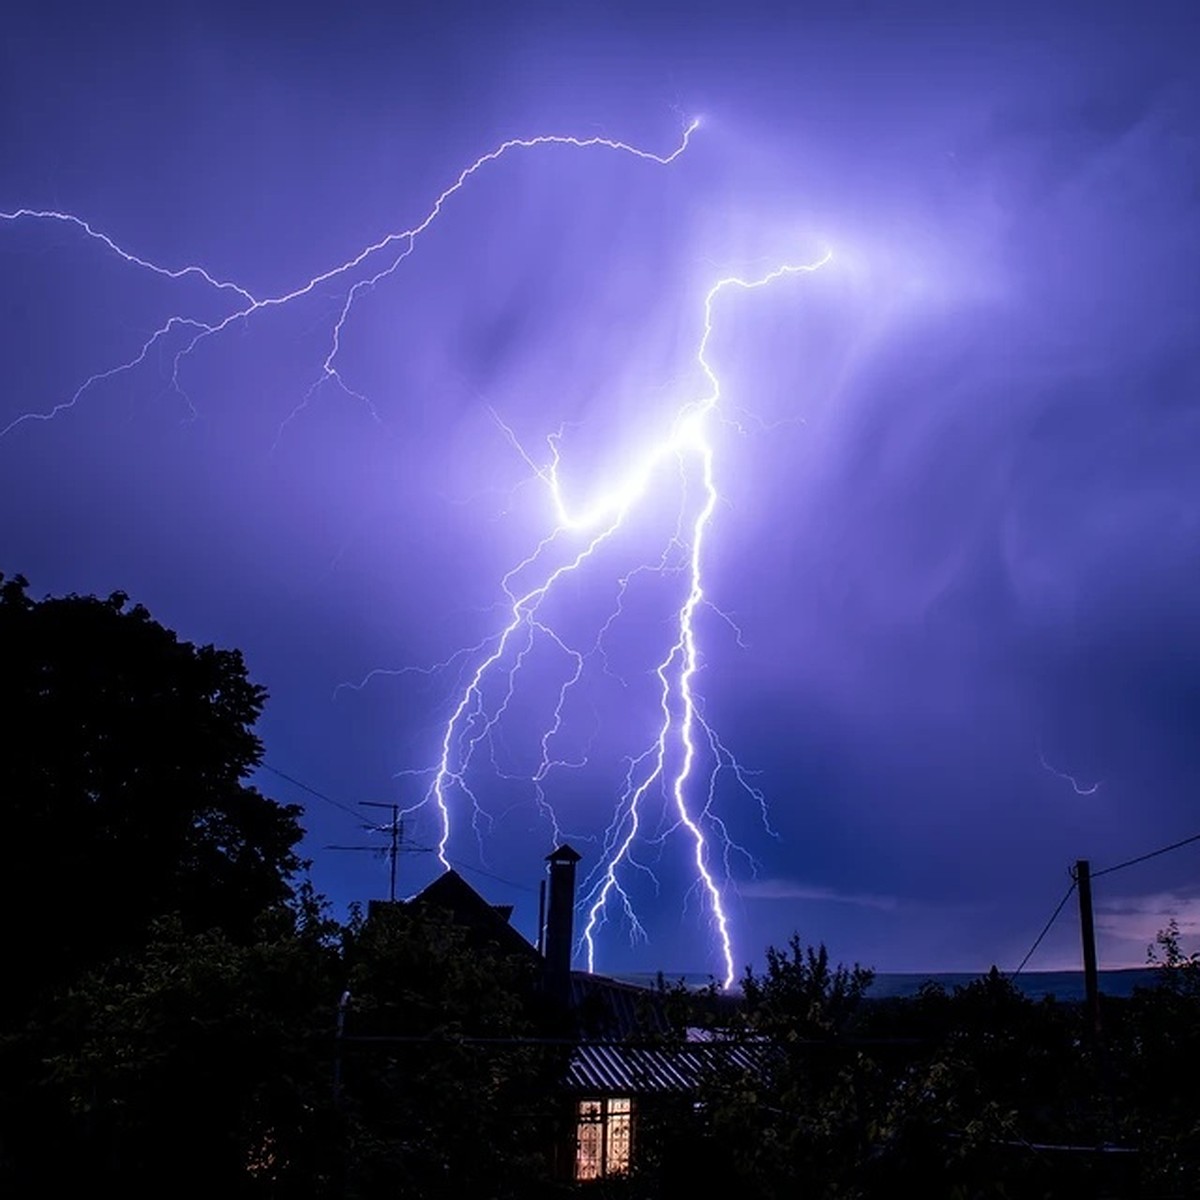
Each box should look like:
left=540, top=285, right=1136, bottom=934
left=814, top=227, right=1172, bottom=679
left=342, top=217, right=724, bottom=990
left=1, top=118, right=830, bottom=987
left=1038, top=750, right=1102, bottom=797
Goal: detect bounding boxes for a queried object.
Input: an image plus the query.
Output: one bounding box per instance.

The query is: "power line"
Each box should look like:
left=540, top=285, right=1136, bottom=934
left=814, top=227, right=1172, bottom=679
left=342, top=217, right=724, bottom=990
left=1011, top=881, right=1077, bottom=979
left=261, top=761, right=537, bottom=893
left=454, top=860, right=539, bottom=895
left=1008, top=826, right=1200, bottom=979
left=1093, top=830, right=1200, bottom=879
left=260, top=762, right=363, bottom=821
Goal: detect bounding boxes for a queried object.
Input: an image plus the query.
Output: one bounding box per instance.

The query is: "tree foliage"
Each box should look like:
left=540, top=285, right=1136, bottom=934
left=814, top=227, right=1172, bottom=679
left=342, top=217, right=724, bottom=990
left=0, top=574, right=310, bottom=1190
left=741, top=935, right=875, bottom=1040
left=337, top=902, right=567, bottom=1198
left=636, top=948, right=1177, bottom=1199
left=28, top=890, right=343, bottom=1193
left=0, top=573, right=304, bottom=1008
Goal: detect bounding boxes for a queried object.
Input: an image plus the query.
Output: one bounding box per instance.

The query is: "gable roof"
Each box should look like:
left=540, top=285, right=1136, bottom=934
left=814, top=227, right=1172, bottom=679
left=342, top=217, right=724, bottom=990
left=409, top=869, right=541, bottom=963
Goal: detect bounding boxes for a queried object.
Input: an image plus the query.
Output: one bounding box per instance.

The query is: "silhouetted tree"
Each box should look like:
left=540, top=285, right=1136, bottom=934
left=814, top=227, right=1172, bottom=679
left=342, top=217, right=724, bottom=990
left=0, top=573, right=307, bottom=1190
left=338, top=901, right=567, bottom=1199
left=31, top=886, right=343, bottom=1194
left=1109, top=921, right=1200, bottom=1196
left=645, top=947, right=1113, bottom=1198
left=741, top=935, right=875, bottom=1039
left=0, top=573, right=304, bottom=1012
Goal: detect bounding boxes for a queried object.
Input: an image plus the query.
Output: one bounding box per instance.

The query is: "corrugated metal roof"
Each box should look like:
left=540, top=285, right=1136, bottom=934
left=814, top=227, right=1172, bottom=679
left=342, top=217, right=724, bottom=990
left=566, top=1041, right=765, bottom=1094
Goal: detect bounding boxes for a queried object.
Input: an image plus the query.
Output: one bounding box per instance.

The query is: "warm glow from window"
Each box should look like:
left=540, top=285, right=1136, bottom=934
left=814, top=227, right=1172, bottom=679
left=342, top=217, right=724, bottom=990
left=575, top=1096, right=632, bottom=1180
left=245, top=1129, right=277, bottom=1178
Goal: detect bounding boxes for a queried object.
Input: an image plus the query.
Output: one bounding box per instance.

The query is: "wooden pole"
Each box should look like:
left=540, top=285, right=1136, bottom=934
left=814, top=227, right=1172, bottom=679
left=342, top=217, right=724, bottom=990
left=359, top=800, right=402, bottom=901
left=1074, top=859, right=1102, bottom=1039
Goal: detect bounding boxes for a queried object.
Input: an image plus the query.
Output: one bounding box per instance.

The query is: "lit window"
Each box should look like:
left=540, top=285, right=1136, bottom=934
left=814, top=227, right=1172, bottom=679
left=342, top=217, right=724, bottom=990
left=574, top=1096, right=632, bottom=1180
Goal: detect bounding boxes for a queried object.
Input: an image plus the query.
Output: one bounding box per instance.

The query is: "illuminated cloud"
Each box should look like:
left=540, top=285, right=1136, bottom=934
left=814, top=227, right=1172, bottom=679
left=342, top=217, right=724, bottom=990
left=1, top=0, right=1197, bottom=977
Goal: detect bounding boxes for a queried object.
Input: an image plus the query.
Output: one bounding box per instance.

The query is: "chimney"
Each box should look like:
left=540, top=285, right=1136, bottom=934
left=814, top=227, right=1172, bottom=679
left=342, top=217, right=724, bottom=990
left=543, top=843, right=582, bottom=1006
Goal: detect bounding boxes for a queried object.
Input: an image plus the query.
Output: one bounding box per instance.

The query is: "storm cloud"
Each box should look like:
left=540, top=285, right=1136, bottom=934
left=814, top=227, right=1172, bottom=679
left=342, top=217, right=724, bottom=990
left=2, top=0, right=1197, bottom=976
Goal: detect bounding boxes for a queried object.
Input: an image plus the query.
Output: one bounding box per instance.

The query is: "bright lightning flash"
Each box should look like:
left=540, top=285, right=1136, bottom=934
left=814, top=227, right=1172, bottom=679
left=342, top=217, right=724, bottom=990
left=414, top=254, right=831, bottom=990
left=3, top=116, right=830, bottom=987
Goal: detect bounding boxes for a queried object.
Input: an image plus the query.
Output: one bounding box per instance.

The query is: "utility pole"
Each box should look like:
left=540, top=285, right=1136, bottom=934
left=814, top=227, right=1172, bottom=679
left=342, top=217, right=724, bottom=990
left=1074, top=859, right=1102, bottom=1040
left=326, top=801, right=431, bottom=903
left=361, top=801, right=401, bottom=902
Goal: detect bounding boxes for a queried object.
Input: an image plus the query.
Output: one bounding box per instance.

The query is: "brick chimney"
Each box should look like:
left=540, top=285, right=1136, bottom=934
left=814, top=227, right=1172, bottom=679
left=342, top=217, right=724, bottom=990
left=543, top=843, right=582, bottom=1007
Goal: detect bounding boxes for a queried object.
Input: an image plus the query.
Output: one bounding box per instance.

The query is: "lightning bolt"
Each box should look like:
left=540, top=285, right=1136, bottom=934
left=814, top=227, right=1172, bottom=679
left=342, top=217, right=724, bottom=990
left=1039, top=750, right=1102, bottom=796
left=4, top=115, right=831, bottom=988
left=418, top=254, right=831, bottom=989
left=0, top=122, right=697, bottom=439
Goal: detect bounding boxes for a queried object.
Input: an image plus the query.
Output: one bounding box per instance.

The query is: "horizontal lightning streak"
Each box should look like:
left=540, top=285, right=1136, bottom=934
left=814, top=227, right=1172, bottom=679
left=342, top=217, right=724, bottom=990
left=0, top=121, right=698, bottom=440
left=0, top=209, right=257, bottom=301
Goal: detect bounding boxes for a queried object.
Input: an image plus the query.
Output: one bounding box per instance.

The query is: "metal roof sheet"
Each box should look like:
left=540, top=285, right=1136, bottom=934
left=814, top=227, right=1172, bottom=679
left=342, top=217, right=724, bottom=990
left=566, top=1041, right=764, bottom=1094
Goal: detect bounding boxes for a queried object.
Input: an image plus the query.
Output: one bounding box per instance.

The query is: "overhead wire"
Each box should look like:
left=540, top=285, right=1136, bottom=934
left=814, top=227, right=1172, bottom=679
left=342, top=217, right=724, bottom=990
left=259, top=762, right=363, bottom=821
left=1009, top=827, right=1200, bottom=978
left=1093, top=830, right=1200, bottom=879
left=260, top=760, right=537, bottom=893
left=264, top=758, right=1200, bottom=922
left=1011, top=881, right=1077, bottom=979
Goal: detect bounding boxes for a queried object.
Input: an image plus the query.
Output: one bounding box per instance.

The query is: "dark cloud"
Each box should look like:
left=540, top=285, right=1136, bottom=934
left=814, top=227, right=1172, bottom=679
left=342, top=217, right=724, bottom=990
left=2, top=0, right=1198, bottom=977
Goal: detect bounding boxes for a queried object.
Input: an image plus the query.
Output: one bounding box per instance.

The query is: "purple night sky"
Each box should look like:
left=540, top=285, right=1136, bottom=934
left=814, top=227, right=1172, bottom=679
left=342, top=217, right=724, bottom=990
left=2, top=0, right=1198, bottom=979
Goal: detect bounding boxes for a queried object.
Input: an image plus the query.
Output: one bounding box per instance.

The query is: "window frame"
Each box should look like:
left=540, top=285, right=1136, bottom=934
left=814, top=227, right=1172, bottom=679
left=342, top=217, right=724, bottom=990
left=574, top=1095, right=633, bottom=1180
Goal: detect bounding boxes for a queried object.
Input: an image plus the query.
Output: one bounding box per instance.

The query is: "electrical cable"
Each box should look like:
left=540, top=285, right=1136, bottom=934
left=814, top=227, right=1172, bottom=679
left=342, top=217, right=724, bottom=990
left=1093, top=830, right=1200, bottom=879
left=260, top=762, right=363, bottom=820
left=262, top=761, right=537, bottom=892
left=1011, top=881, right=1077, bottom=979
